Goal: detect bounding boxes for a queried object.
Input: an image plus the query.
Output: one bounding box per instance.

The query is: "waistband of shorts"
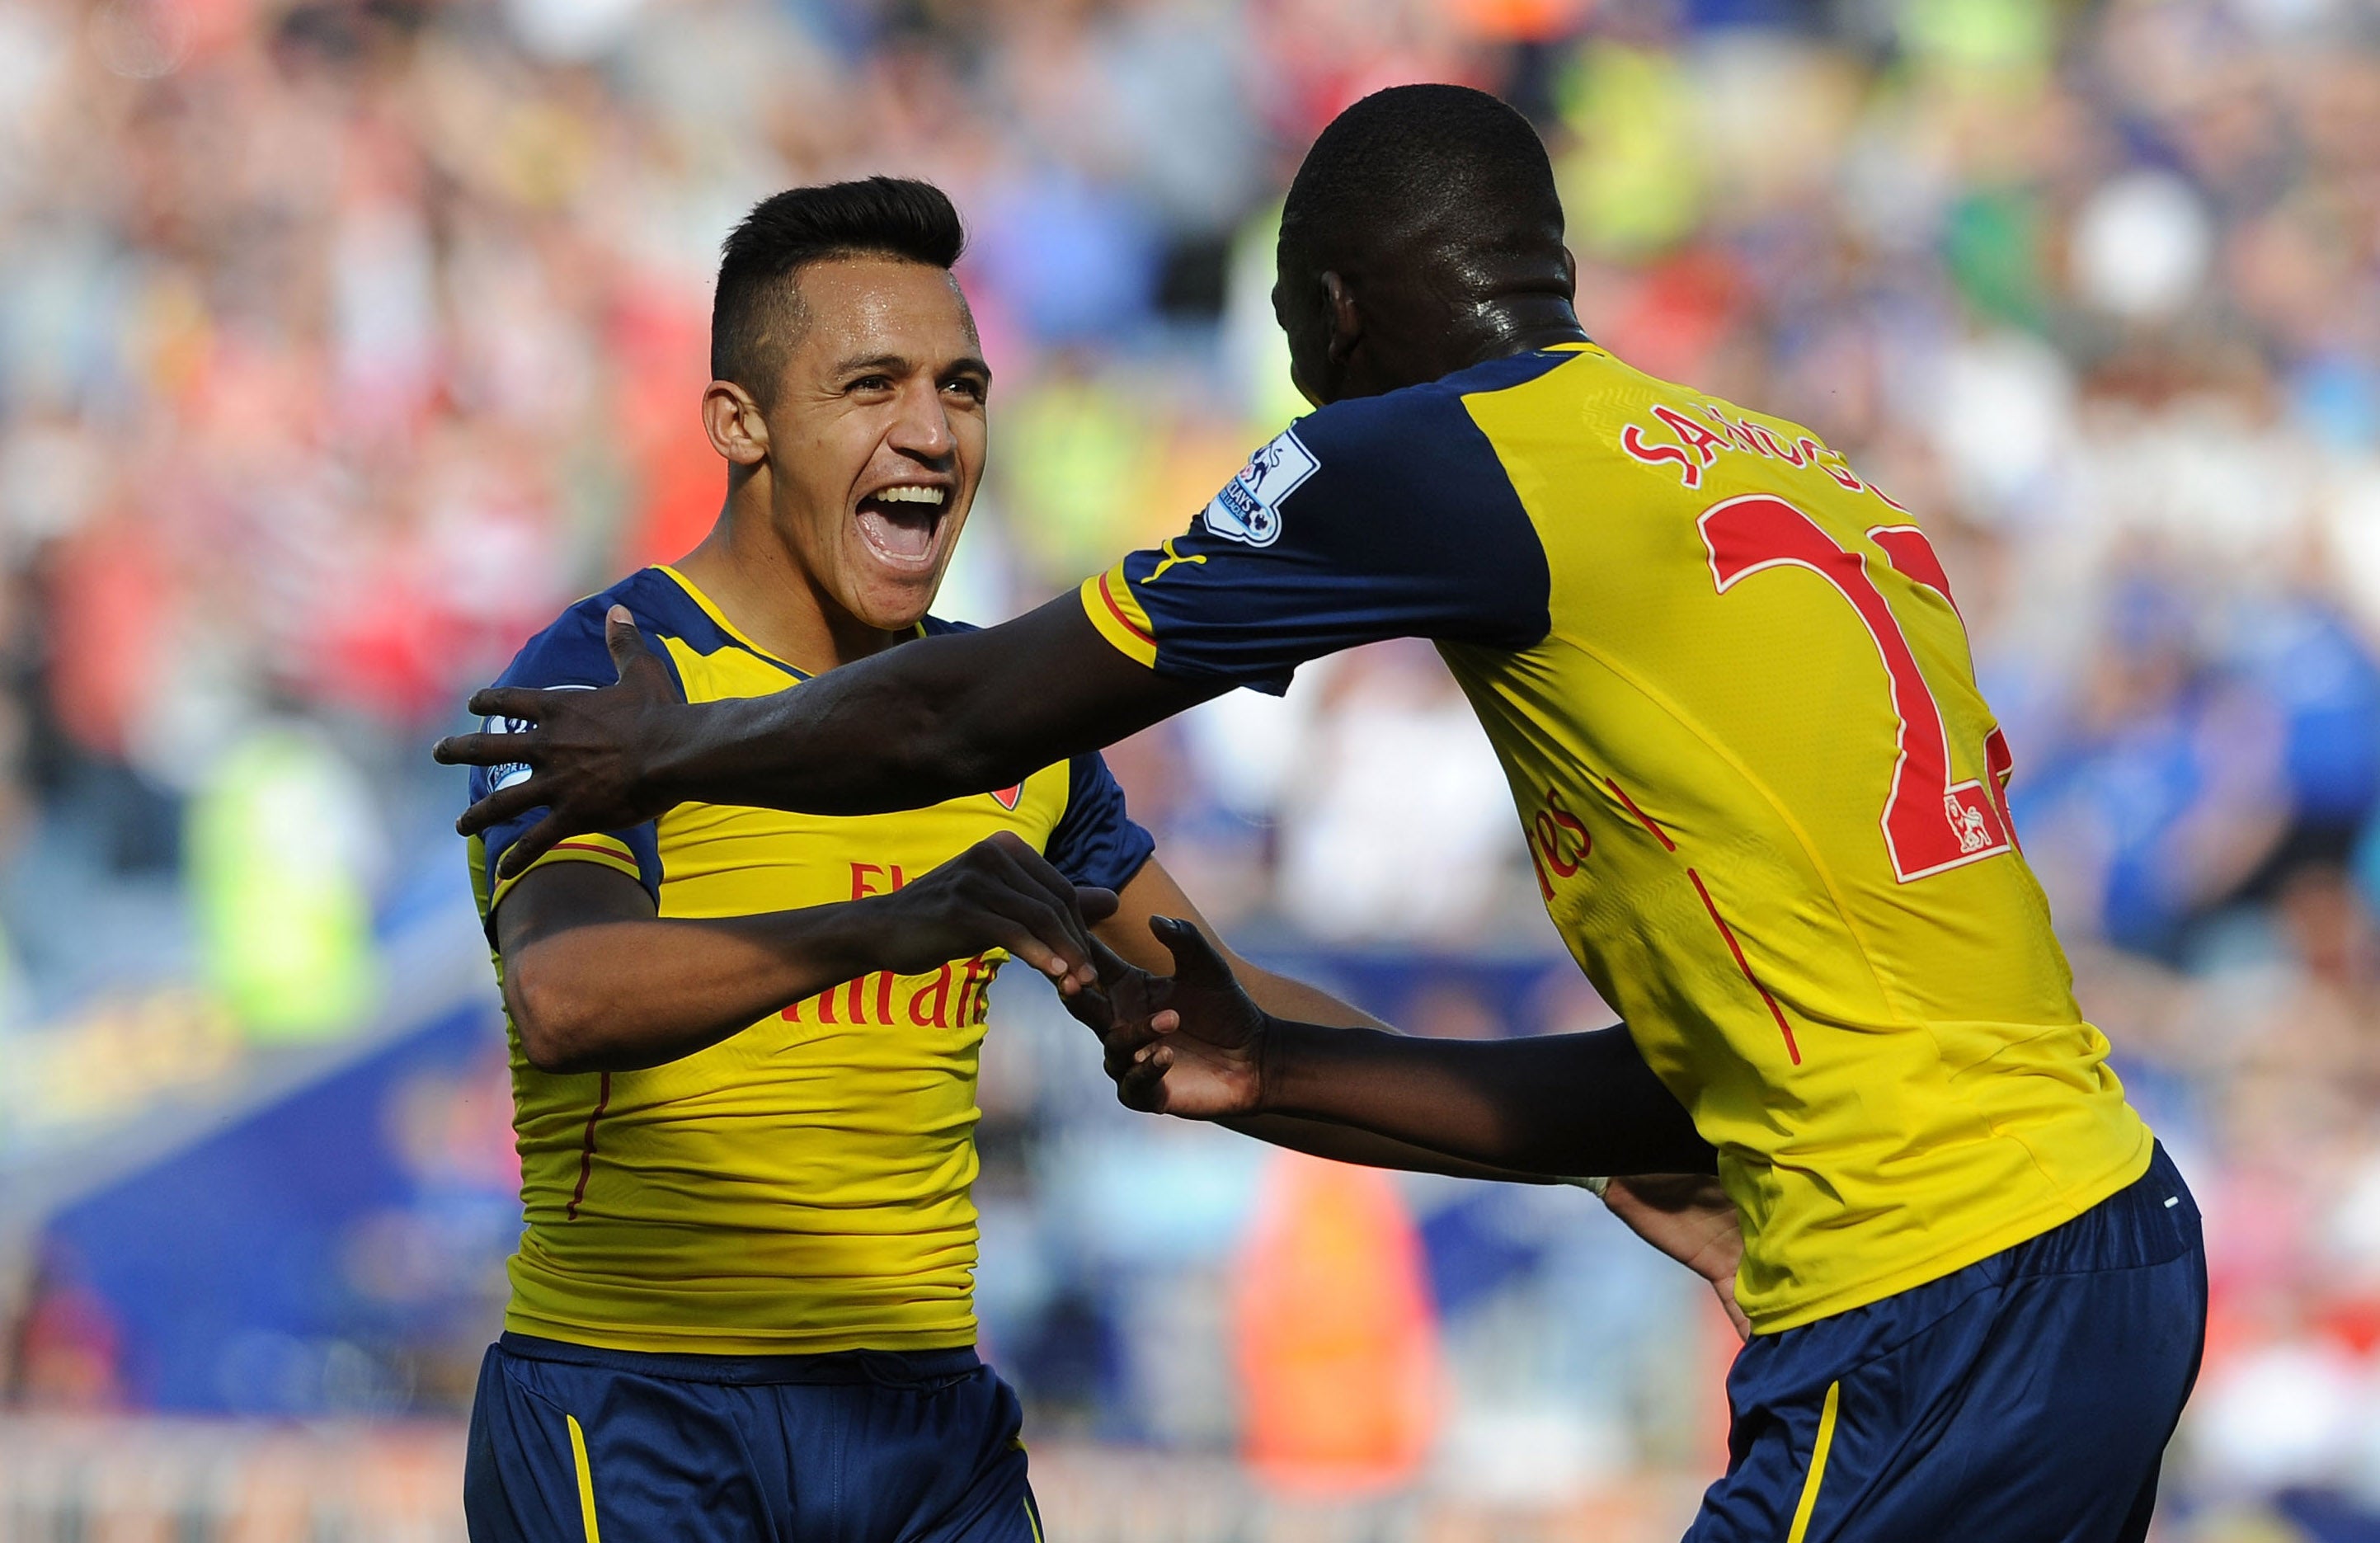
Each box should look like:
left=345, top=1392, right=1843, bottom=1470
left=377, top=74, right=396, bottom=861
left=2004, top=1139, right=2195, bottom=1281
left=1741, top=1141, right=2195, bottom=1365
left=496, top=1332, right=983, bottom=1388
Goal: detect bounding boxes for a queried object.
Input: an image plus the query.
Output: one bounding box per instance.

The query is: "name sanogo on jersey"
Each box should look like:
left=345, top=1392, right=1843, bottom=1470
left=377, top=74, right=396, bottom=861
left=1084, top=342, right=2150, bottom=1333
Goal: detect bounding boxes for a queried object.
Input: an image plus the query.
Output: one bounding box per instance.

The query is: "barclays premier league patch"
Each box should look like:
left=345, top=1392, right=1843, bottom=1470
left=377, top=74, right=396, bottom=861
left=483, top=713, right=533, bottom=792
left=1203, top=428, right=1317, bottom=547
left=482, top=682, right=594, bottom=791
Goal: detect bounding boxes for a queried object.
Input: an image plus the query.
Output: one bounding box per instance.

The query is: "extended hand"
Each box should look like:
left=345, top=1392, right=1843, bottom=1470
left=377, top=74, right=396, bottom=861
left=868, top=832, right=1116, bottom=993
left=1600, top=1173, right=1750, bottom=1341
left=1073, top=917, right=1268, bottom=1118
left=435, top=606, right=684, bottom=879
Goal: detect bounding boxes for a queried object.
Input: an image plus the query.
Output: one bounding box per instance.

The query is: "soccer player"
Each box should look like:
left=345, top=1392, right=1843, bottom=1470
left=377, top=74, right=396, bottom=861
left=441, top=90, right=2207, bottom=1539
left=459, top=176, right=1727, bottom=1543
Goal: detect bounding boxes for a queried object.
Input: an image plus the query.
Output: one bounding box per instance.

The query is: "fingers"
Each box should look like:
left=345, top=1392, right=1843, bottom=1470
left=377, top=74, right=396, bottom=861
left=969, top=875, right=1096, bottom=987
left=1059, top=979, right=1114, bottom=1033
left=455, top=779, right=545, bottom=839
left=1097, top=1003, right=1171, bottom=1068
left=974, top=835, right=1100, bottom=990
left=604, top=605, right=672, bottom=691
left=495, top=811, right=567, bottom=881
left=1150, top=915, right=1237, bottom=988
left=460, top=687, right=552, bottom=724
left=1074, top=885, right=1120, bottom=927
left=1084, top=932, right=1139, bottom=987
left=1114, top=1042, right=1173, bottom=1113
left=983, top=831, right=1082, bottom=915
left=435, top=728, right=534, bottom=768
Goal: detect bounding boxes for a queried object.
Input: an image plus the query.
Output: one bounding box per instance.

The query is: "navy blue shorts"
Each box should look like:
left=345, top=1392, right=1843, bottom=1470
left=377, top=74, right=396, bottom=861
left=464, top=1334, right=1041, bottom=1543
left=1688, top=1141, right=2207, bottom=1543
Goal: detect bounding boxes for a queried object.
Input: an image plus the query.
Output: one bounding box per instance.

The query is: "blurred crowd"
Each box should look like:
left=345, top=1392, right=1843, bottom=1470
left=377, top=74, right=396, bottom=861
left=5, top=0, right=2380, bottom=1533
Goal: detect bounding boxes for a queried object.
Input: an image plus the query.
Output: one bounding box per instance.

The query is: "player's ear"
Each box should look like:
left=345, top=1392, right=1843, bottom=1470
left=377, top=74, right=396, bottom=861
left=1321, top=270, right=1363, bottom=370
left=703, top=380, right=769, bottom=466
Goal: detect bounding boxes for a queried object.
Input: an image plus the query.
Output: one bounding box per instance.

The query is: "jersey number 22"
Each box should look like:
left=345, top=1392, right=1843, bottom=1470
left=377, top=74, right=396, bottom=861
left=1701, top=495, right=2016, bottom=883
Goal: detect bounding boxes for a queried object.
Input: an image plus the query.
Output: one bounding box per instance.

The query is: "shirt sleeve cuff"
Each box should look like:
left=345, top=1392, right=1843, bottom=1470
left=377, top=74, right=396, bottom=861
left=487, top=833, right=648, bottom=914
left=1079, top=565, right=1159, bottom=669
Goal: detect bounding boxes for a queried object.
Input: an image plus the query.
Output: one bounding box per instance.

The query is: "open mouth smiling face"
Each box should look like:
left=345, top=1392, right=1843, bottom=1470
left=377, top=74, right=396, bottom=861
left=751, top=256, right=988, bottom=629
left=853, top=479, right=956, bottom=575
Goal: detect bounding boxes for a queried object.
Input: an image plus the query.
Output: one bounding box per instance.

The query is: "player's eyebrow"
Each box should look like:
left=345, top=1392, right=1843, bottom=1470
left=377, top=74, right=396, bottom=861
left=832, top=351, right=991, bottom=383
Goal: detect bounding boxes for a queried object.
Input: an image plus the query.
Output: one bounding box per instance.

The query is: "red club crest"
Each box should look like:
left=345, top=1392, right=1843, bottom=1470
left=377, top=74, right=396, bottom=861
left=990, top=783, right=1023, bottom=810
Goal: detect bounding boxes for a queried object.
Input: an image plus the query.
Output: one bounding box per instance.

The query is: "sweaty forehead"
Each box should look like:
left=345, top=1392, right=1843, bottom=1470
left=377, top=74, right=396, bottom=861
left=787, top=257, right=979, bottom=367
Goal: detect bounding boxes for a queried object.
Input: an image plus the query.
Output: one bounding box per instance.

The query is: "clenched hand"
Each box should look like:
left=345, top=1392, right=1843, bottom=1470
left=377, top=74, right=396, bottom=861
left=863, top=831, right=1116, bottom=993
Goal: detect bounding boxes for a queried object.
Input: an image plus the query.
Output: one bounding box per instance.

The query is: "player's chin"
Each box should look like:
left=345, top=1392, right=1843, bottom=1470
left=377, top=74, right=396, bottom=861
left=836, top=550, right=945, bottom=631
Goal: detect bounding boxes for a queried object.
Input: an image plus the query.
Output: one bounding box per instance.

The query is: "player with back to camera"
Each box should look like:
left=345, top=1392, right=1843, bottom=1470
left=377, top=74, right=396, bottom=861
left=455, top=176, right=1735, bottom=1543
left=443, top=90, right=2210, bottom=1540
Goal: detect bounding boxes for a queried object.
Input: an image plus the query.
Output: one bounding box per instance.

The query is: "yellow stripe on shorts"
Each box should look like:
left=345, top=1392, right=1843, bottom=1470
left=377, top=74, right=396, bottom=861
left=565, top=1413, right=602, bottom=1543
left=1786, top=1378, right=1841, bottom=1543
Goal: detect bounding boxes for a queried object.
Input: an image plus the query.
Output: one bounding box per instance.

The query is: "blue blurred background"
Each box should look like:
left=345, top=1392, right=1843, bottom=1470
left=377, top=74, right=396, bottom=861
left=4, top=0, right=2380, bottom=1537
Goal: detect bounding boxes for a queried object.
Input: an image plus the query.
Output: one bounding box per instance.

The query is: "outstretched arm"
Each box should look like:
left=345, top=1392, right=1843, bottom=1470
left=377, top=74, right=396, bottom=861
left=1076, top=908, right=1742, bottom=1333
left=1244, top=1018, right=1715, bottom=1177
left=440, top=600, right=1206, bottom=880
left=1087, top=915, right=1718, bottom=1179
left=1099, top=859, right=1585, bottom=1183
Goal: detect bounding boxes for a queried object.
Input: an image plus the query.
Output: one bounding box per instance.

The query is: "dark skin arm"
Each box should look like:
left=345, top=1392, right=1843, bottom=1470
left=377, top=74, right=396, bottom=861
left=1080, top=908, right=1743, bottom=1333
left=495, top=830, right=1114, bottom=1073
left=1086, top=915, right=1718, bottom=1178
left=440, top=600, right=1198, bottom=879
left=1103, top=859, right=1581, bottom=1183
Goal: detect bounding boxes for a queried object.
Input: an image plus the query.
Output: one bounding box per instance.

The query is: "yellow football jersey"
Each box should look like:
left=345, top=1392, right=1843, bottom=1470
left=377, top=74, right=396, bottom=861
left=1084, top=343, right=2150, bottom=1333
left=468, top=567, right=1152, bottom=1354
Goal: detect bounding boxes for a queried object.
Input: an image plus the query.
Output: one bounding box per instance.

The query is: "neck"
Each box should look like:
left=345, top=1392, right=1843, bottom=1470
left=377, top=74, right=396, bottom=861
left=670, top=472, right=903, bottom=675
left=1458, top=294, right=1588, bottom=365
left=1339, top=292, right=1587, bottom=400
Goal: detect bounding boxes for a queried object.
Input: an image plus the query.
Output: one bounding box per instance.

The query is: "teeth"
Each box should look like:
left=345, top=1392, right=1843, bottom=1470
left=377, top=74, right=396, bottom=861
left=873, top=486, right=945, bottom=506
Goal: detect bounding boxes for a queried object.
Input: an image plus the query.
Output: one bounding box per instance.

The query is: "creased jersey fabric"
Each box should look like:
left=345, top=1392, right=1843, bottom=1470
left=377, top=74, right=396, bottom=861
left=1080, top=344, right=2150, bottom=1333
left=469, top=567, right=1152, bottom=1355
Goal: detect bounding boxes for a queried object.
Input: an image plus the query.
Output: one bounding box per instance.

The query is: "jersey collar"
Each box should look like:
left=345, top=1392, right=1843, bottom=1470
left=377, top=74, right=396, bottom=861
left=652, top=566, right=812, bottom=680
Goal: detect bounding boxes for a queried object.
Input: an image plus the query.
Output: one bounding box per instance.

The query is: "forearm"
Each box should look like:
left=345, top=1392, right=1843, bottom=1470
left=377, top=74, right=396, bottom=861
left=1221, top=960, right=1554, bottom=1181
left=505, top=904, right=880, bottom=1072
left=647, top=643, right=1013, bottom=816
left=648, top=597, right=1213, bottom=816
left=1220, top=1112, right=1559, bottom=1182
left=1256, top=1022, right=1715, bottom=1177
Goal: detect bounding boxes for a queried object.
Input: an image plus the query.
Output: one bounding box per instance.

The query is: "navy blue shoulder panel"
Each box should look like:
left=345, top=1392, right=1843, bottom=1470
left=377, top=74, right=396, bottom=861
left=490, top=567, right=713, bottom=698
left=469, top=572, right=681, bottom=926
left=1045, top=753, right=1155, bottom=894
left=1112, top=352, right=1559, bottom=694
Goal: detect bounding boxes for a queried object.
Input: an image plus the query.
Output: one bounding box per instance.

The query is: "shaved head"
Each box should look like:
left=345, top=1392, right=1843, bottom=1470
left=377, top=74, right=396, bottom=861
left=1278, top=84, right=1567, bottom=299
left=1272, top=85, right=1578, bottom=407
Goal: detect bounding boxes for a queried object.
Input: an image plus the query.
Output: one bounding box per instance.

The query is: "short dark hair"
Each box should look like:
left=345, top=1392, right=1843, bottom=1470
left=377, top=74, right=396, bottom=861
left=1278, top=84, right=1563, bottom=282
left=711, top=176, right=967, bottom=395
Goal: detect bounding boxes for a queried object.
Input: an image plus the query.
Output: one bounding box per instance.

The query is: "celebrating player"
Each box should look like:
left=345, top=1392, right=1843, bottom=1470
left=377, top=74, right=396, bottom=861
left=457, top=176, right=1728, bottom=1543
left=441, top=89, right=2205, bottom=1539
